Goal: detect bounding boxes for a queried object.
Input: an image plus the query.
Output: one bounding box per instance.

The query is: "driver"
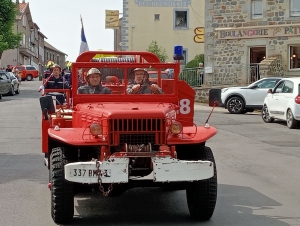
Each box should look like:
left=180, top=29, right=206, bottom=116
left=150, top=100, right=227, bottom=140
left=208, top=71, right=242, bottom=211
left=77, top=68, right=112, bottom=94
left=127, top=68, right=163, bottom=94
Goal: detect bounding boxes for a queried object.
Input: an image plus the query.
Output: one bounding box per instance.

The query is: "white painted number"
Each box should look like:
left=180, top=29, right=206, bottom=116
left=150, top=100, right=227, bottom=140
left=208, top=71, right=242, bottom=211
left=179, top=99, right=191, bottom=114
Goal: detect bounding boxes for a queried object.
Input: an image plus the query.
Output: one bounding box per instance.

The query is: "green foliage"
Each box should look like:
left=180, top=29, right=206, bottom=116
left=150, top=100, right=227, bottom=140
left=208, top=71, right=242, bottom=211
left=146, top=40, right=168, bottom=62
left=185, top=54, right=205, bottom=68
left=0, top=0, right=22, bottom=58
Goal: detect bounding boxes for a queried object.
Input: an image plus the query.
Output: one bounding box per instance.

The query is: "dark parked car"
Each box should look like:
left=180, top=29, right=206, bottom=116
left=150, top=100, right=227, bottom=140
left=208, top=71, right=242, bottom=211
left=5, top=72, right=20, bottom=95
left=0, top=70, right=11, bottom=99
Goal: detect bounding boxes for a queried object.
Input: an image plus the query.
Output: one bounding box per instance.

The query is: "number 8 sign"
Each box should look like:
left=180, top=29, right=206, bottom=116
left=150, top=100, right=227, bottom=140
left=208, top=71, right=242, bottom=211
left=179, top=99, right=191, bottom=114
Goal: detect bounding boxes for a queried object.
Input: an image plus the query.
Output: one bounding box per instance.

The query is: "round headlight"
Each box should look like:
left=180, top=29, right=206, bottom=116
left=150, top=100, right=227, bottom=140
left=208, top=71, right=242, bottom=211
left=170, top=121, right=182, bottom=135
left=90, top=123, right=102, bottom=136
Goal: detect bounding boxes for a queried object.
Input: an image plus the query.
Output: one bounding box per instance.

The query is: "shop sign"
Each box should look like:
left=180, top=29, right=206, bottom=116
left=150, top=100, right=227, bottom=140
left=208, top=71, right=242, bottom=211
left=216, top=24, right=300, bottom=39
left=135, top=0, right=191, bottom=7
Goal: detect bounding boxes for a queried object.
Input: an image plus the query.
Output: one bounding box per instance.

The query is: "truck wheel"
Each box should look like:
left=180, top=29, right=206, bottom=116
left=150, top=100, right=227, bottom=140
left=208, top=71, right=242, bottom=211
left=26, top=74, right=33, bottom=81
left=50, top=147, right=74, bottom=224
left=186, top=146, right=217, bottom=220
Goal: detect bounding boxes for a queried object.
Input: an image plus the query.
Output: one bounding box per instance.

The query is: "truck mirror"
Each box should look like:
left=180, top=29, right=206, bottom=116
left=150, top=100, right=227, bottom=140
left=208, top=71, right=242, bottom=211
left=39, top=95, right=55, bottom=114
left=208, top=89, right=221, bottom=107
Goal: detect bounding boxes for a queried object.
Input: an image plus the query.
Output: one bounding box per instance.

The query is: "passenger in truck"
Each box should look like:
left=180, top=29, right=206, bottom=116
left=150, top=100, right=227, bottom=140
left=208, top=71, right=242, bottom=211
left=77, top=68, right=112, bottom=94
left=127, top=68, right=163, bottom=94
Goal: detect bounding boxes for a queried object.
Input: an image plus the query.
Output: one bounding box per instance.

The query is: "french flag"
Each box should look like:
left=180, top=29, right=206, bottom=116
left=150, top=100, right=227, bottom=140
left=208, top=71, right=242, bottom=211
left=79, top=16, right=89, bottom=54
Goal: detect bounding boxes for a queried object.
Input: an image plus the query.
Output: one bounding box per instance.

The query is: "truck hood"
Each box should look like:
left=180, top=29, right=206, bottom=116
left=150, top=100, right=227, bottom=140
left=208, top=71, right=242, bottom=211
left=75, top=102, right=175, bottom=118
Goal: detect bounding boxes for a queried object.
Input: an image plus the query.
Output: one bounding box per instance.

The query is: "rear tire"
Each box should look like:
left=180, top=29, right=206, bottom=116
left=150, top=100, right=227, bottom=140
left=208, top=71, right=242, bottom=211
left=50, top=147, right=74, bottom=224
left=179, top=145, right=217, bottom=220
left=26, top=74, right=33, bottom=81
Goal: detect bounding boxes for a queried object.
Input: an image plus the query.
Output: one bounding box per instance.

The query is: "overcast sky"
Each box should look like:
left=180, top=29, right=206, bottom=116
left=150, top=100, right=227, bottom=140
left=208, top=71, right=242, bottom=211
left=26, top=0, right=123, bottom=62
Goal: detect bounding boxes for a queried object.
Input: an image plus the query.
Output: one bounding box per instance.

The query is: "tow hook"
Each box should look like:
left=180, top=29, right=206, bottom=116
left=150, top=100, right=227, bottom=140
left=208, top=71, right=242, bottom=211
left=48, top=182, right=52, bottom=190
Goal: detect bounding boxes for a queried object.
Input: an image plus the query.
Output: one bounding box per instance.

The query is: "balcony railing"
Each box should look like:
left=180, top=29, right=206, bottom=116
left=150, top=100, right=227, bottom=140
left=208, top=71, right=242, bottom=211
left=19, top=43, right=35, bottom=57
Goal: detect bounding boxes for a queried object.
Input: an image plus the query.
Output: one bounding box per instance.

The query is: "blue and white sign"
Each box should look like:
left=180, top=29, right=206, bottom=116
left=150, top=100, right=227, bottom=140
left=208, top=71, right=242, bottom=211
left=135, top=0, right=191, bottom=7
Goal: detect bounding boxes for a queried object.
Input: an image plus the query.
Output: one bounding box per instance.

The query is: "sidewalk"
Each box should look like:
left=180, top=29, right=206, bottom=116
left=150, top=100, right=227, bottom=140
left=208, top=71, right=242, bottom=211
left=194, top=102, right=227, bottom=112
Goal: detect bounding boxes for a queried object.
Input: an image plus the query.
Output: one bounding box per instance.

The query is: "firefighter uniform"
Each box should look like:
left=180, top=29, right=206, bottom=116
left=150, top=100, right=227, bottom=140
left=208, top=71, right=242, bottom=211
left=44, top=76, right=69, bottom=89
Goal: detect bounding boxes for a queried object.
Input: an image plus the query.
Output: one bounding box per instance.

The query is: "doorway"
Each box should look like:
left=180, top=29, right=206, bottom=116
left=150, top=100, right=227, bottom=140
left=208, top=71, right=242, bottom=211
left=249, top=46, right=266, bottom=83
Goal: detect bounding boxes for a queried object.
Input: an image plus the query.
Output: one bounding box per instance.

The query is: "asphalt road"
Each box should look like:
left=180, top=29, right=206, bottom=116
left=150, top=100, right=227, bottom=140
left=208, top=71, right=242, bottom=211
left=0, top=80, right=299, bottom=226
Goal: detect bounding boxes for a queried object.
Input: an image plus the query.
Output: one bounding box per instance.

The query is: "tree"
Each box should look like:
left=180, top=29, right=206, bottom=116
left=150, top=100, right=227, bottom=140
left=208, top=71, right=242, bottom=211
left=185, top=54, right=205, bottom=68
left=146, top=40, right=168, bottom=62
left=0, top=0, right=22, bottom=64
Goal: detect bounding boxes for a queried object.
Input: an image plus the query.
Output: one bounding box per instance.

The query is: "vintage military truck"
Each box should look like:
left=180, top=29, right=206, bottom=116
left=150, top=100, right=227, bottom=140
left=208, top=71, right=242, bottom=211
left=40, top=49, right=218, bottom=224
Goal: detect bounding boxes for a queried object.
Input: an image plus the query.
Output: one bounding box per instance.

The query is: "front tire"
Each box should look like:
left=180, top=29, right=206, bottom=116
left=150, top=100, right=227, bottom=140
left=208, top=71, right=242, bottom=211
left=185, top=146, right=217, bottom=220
left=227, top=96, right=245, bottom=114
left=286, top=109, right=298, bottom=129
left=15, top=85, right=20, bottom=94
left=262, top=105, right=274, bottom=123
left=50, top=147, right=74, bottom=224
left=8, top=85, right=15, bottom=96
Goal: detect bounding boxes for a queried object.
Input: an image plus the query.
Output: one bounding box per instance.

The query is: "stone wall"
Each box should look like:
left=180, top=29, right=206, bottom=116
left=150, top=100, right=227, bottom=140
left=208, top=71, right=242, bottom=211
left=259, top=55, right=285, bottom=78
left=194, top=86, right=225, bottom=103
left=205, top=0, right=300, bottom=85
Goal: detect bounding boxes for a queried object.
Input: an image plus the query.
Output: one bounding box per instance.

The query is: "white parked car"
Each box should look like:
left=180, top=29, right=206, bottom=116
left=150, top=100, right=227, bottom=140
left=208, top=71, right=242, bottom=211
left=221, top=77, right=282, bottom=114
left=262, top=77, right=300, bottom=129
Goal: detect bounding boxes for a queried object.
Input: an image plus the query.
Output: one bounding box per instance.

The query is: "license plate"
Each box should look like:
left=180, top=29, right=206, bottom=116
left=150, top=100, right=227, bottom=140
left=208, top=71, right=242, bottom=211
left=70, top=168, right=111, bottom=178
left=65, top=158, right=129, bottom=183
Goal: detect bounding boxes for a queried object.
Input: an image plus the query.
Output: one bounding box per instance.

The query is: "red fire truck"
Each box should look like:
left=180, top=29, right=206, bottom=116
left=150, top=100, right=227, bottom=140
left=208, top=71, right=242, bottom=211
left=40, top=48, right=218, bottom=224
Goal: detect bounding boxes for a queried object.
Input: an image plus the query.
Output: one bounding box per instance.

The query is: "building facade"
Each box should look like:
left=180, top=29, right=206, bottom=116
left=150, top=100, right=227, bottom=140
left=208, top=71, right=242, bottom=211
left=1, top=0, right=66, bottom=74
left=1, top=1, right=36, bottom=68
left=120, top=0, right=205, bottom=66
left=44, top=41, right=67, bottom=68
left=205, top=0, right=300, bottom=86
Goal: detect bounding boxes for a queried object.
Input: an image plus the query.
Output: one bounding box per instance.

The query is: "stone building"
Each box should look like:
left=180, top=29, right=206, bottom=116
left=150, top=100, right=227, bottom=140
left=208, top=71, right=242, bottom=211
left=118, top=0, right=205, bottom=66
left=205, top=0, right=300, bottom=86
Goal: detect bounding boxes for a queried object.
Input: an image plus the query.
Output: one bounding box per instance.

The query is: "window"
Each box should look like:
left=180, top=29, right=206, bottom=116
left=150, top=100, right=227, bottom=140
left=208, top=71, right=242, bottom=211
left=22, top=15, right=26, bottom=27
left=174, top=10, right=188, bottom=29
left=57, top=56, right=60, bottom=64
left=46, top=52, right=49, bottom=60
left=281, top=81, right=294, bottom=93
left=289, top=45, right=300, bottom=69
left=154, top=14, right=160, bottom=20
left=274, top=81, right=284, bottom=93
left=0, top=73, right=9, bottom=80
left=22, top=34, right=26, bottom=45
left=291, top=0, right=300, bottom=16
left=180, top=49, right=187, bottom=65
left=255, top=79, right=277, bottom=88
left=252, top=1, right=263, bottom=19
left=25, top=66, right=37, bottom=70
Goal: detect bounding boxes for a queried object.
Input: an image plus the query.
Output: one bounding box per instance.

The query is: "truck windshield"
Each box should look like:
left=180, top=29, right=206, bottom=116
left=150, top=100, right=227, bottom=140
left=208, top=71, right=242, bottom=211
left=75, top=66, right=176, bottom=95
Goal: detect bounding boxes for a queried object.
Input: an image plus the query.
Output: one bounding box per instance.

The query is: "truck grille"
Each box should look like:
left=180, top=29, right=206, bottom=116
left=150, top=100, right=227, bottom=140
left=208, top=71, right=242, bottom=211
left=109, top=118, right=165, bottom=145
left=119, top=134, right=155, bottom=145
